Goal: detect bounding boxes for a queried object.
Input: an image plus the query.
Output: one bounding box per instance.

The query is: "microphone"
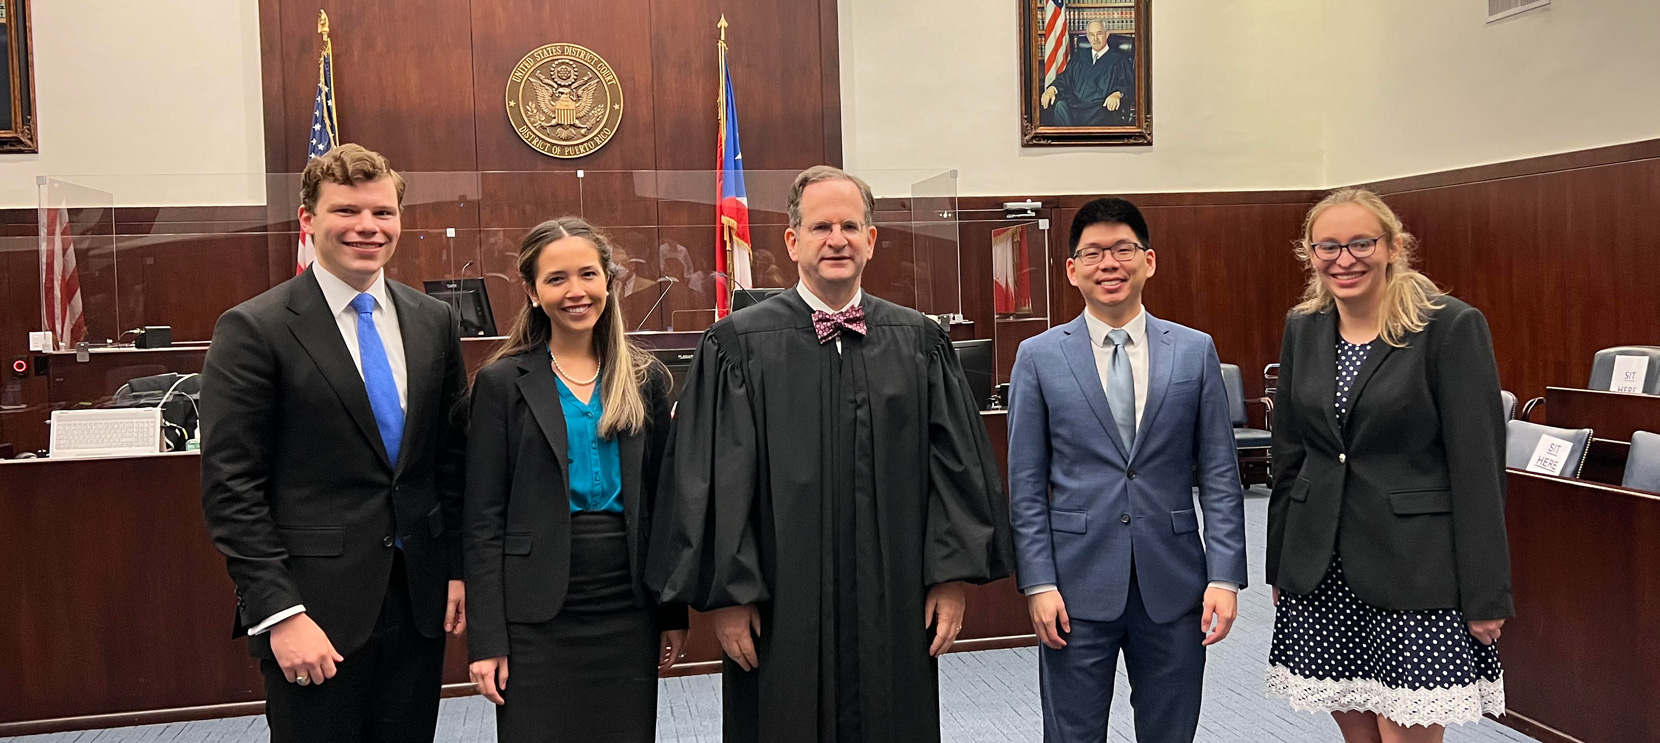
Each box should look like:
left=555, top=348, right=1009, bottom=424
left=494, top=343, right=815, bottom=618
left=634, top=276, right=680, bottom=332
left=461, top=260, right=475, bottom=276
left=706, top=270, right=751, bottom=292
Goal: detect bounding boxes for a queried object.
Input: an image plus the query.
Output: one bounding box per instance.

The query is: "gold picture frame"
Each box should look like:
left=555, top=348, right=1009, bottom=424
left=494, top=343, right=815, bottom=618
left=0, top=0, right=37, bottom=153
left=1020, top=0, right=1151, bottom=147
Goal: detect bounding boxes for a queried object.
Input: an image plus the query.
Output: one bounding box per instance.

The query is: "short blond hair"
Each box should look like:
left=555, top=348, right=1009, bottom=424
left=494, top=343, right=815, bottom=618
left=1292, top=188, right=1444, bottom=347
left=299, top=143, right=406, bottom=213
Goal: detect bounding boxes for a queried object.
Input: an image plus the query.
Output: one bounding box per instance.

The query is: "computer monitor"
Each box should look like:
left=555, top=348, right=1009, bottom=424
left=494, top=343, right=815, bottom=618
left=733, top=288, right=787, bottom=311
left=951, top=339, right=995, bottom=411
left=423, top=278, right=498, bottom=337
left=649, top=347, right=699, bottom=404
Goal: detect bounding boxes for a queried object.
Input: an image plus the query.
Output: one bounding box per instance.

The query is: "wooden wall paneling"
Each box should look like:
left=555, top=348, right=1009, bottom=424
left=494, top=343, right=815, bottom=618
left=0, top=237, right=47, bottom=450
left=275, top=1, right=478, bottom=173
left=476, top=171, right=585, bottom=232
left=867, top=210, right=920, bottom=308
left=1392, top=158, right=1660, bottom=402
left=648, top=0, right=835, bottom=171
left=815, top=0, right=842, bottom=166
left=121, top=234, right=274, bottom=342
left=469, top=0, right=655, bottom=172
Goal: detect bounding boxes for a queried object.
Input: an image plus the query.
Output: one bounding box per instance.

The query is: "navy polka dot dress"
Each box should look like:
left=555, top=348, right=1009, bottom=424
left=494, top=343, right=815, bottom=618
left=1265, top=339, right=1505, bottom=727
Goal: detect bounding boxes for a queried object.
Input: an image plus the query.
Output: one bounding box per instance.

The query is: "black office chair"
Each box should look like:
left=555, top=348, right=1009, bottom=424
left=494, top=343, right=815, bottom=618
left=1500, top=390, right=1517, bottom=421
left=1622, top=431, right=1660, bottom=494
left=1220, top=363, right=1273, bottom=485
left=1589, top=346, right=1660, bottom=395
left=1504, top=420, right=1593, bottom=478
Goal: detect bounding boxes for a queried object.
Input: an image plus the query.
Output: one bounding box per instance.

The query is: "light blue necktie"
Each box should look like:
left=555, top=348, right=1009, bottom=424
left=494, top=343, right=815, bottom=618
left=1106, top=328, right=1137, bottom=451
left=350, top=293, right=404, bottom=467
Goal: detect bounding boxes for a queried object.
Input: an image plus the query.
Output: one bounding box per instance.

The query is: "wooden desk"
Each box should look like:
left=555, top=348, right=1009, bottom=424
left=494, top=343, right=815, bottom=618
left=0, top=412, right=1029, bottom=733
left=1499, top=470, right=1660, bottom=743
left=1544, top=386, right=1660, bottom=443
left=1542, top=386, right=1660, bottom=484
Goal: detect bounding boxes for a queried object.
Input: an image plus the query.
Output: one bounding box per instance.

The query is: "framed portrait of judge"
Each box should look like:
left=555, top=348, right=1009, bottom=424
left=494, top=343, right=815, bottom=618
left=1020, top=0, right=1151, bottom=147
left=0, top=0, right=36, bottom=153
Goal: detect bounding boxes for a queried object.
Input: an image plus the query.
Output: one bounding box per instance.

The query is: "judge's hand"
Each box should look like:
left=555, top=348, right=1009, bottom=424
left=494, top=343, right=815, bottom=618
left=1468, top=619, right=1504, bottom=645
left=1027, top=590, right=1070, bottom=650
left=1104, top=91, right=1124, bottom=111
left=1272, top=586, right=1280, bottom=605
left=270, top=613, right=343, bottom=687
left=659, top=629, right=688, bottom=672
left=926, top=581, right=967, bottom=657
left=712, top=605, right=762, bottom=671
left=445, top=580, right=466, bottom=636
left=1200, top=587, right=1237, bottom=646
left=1041, top=86, right=1058, bottom=108
left=470, top=656, right=508, bottom=705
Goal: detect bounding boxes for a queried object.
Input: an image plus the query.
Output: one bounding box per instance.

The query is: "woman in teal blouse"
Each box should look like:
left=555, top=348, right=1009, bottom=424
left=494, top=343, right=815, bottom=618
left=464, top=217, right=686, bottom=742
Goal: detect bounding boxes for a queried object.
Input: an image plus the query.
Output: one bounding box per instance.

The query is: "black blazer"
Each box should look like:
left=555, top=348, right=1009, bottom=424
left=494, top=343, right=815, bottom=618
left=1266, top=297, right=1514, bottom=621
left=463, top=349, right=685, bottom=662
left=200, top=267, right=469, bottom=658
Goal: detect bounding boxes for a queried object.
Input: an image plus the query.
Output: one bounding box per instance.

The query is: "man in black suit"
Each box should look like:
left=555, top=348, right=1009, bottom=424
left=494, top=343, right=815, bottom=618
left=200, top=143, right=469, bottom=742
left=1040, top=20, right=1137, bottom=127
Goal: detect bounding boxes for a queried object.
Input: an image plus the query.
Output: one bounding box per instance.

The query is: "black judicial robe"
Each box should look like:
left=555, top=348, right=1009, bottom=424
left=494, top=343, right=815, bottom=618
left=1043, top=46, right=1136, bottom=127
left=645, top=290, right=1013, bottom=743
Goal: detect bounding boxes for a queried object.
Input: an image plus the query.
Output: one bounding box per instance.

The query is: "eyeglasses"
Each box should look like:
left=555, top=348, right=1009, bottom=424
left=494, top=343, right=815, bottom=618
left=1307, top=236, right=1383, bottom=261
left=806, top=221, right=868, bottom=240
left=1073, top=241, right=1146, bottom=266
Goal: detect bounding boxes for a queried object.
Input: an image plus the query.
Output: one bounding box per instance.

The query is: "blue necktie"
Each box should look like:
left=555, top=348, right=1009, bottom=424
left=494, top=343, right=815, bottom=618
left=350, top=293, right=404, bottom=467
left=1106, top=329, right=1137, bottom=452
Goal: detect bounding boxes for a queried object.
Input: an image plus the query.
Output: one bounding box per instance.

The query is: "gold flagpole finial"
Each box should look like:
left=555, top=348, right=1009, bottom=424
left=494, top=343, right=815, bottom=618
left=718, top=15, right=728, bottom=43
left=317, top=9, right=330, bottom=36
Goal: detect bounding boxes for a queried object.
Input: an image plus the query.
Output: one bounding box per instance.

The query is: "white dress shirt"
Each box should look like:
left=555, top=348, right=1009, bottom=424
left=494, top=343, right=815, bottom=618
left=249, top=264, right=411, bottom=636
left=1026, top=306, right=1237, bottom=597
left=796, top=283, right=863, bottom=354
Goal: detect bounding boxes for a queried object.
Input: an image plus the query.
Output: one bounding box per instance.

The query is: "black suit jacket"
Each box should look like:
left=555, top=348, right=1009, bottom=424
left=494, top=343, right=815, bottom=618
left=463, top=349, right=685, bottom=662
left=1266, top=297, right=1514, bottom=621
left=200, top=267, right=469, bottom=658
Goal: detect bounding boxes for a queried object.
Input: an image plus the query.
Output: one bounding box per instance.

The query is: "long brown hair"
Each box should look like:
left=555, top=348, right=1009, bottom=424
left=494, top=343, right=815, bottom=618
left=1292, top=188, right=1444, bottom=347
left=488, top=217, right=661, bottom=438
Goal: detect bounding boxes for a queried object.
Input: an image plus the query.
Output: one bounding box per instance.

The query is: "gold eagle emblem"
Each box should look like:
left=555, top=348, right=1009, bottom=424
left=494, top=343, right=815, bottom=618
left=506, top=44, right=623, bottom=158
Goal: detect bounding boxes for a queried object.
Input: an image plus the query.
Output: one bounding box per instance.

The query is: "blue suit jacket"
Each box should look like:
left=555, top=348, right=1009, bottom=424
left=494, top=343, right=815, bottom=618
left=1007, top=311, right=1248, bottom=623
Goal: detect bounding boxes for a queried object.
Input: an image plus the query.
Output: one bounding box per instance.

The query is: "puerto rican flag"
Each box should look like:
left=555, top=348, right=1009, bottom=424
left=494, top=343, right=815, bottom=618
left=715, top=47, right=751, bottom=318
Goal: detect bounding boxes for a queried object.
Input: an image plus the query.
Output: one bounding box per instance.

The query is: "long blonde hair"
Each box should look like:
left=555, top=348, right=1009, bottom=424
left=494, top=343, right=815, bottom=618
left=1292, top=188, right=1444, bottom=347
left=488, top=217, right=662, bottom=438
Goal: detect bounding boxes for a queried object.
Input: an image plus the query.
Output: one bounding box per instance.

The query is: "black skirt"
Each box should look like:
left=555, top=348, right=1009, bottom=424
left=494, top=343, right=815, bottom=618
left=1266, top=552, right=1504, bottom=727
left=497, top=512, right=660, bottom=743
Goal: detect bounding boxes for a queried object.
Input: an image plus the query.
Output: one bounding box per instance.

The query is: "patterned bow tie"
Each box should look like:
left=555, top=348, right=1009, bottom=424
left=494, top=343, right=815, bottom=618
left=812, top=306, right=867, bottom=344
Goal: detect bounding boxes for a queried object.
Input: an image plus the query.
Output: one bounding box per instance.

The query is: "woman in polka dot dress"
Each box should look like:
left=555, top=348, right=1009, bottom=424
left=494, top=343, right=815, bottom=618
left=1265, top=189, right=1512, bottom=742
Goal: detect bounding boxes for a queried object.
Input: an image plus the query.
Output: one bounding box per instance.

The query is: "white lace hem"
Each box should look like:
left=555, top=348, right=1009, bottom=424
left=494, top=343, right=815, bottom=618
left=1265, top=664, right=1504, bottom=728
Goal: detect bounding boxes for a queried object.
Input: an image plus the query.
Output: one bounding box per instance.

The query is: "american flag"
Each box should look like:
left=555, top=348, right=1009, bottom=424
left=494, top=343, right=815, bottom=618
left=1042, top=0, right=1070, bottom=87
left=298, top=11, right=339, bottom=275
left=39, top=198, right=86, bottom=352
left=714, top=20, right=752, bottom=318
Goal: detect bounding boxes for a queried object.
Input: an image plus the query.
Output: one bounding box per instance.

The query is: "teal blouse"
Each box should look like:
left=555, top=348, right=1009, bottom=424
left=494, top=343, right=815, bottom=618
left=555, top=377, right=623, bottom=513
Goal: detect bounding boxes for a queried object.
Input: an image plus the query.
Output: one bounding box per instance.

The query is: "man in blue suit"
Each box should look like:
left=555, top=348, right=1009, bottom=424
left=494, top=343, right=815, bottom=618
left=1008, top=197, right=1247, bottom=743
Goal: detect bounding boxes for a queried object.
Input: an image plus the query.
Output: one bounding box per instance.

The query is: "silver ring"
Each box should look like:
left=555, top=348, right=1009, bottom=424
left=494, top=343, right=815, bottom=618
left=295, top=675, right=310, bottom=686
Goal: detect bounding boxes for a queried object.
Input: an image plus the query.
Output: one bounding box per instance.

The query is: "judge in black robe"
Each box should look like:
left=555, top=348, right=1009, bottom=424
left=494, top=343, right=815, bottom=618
left=645, top=167, right=1012, bottom=743
left=1041, top=23, right=1137, bottom=128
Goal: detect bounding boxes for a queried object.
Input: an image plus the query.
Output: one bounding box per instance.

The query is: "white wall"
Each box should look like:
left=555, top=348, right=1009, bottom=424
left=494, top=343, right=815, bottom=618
left=840, top=0, right=1328, bottom=197
left=841, top=0, right=1660, bottom=196
left=0, top=0, right=266, bottom=208
left=1320, top=0, right=1660, bottom=185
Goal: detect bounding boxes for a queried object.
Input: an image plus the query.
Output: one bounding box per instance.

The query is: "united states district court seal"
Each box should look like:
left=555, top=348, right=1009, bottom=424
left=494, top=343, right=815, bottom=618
left=505, top=44, right=623, bottom=158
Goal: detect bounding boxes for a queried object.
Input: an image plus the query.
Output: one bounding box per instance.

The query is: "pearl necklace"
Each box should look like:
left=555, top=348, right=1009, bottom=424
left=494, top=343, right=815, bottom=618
left=550, top=351, right=601, bottom=386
